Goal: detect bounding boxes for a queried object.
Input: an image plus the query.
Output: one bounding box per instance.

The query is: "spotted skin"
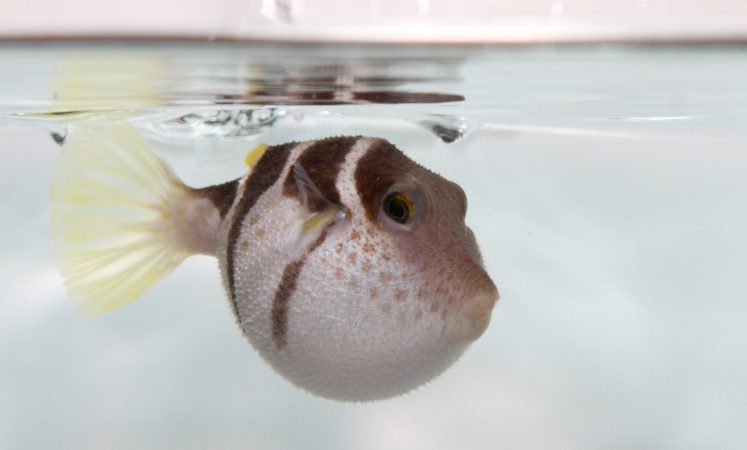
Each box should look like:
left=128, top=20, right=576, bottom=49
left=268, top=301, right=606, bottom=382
left=201, top=136, right=498, bottom=401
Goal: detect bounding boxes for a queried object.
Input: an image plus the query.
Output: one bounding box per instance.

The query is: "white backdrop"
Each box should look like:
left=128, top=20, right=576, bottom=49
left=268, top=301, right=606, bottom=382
left=1, top=0, right=747, bottom=42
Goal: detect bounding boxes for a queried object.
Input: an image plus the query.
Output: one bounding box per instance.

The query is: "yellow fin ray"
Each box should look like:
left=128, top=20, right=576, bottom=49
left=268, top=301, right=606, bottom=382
left=52, top=119, right=191, bottom=315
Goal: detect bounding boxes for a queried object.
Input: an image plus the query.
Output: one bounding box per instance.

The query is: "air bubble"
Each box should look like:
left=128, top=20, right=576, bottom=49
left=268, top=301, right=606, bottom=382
left=49, top=125, right=69, bottom=145
left=148, top=108, right=287, bottom=140
left=418, top=115, right=468, bottom=143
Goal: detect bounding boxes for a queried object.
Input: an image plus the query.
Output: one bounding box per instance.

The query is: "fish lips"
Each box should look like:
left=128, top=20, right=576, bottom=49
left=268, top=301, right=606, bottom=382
left=452, top=284, right=500, bottom=343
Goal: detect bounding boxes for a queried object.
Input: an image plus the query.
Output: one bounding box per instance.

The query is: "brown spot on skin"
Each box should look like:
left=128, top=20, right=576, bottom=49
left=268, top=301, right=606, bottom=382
left=382, top=253, right=392, bottom=261
left=347, top=252, right=357, bottom=264
left=350, top=230, right=360, bottom=240
left=370, top=286, right=378, bottom=298
left=380, top=303, right=391, bottom=315
left=415, top=309, right=423, bottom=321
left=362, top=242, right=375, bottom=253
left=430, top=302, right=439, bottom=312
left=249, top=215, right=259, bottom=225
left=227, top=142, right=296, bottom=319
left=441, top=310, right=448, bottom=321
left=335, top=267, right=343, bottom=280
left=361, top=259, right=372, bottom=272
left=349, top=278, right=359, bottom=289
left=282, top=136, right=359, bottom=211
left=240, top=240, right=250, bottom=252
left=255, top=228, right=265, bottom=238
left=380, top=272, right=392, bottom=283
left=335, top=242, right=344, bottom=254
left=394, top=289, right=406, bottom=302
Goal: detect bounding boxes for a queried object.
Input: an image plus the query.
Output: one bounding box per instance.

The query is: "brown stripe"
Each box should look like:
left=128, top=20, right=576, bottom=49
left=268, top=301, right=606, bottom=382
left=354, top=139, right=415, bottom=219
left=271, top=229, right=329, bottom=349
left=194, top=179, right=240, bottom=218
left=226, top=142, right=297, bottom=319
left=282, top=136, right=359, bottom=211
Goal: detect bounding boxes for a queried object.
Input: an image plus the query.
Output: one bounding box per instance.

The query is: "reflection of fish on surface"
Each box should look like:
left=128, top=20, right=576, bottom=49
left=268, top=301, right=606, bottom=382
left=46, top=55, right=465, bottom=113
left=51, top=119, right=499, bottom=401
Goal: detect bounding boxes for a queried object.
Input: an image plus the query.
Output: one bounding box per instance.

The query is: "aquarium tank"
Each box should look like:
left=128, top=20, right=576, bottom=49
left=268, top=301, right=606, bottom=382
left=1, top=0, right=746, bottom=449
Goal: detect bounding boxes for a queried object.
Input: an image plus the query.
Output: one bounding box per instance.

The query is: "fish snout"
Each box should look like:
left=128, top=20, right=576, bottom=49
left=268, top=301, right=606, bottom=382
left=452, top=283, right=499, bottom=343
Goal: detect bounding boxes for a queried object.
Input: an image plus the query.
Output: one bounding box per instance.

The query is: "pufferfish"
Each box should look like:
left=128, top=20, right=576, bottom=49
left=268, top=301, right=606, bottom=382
left=51, top=119, right=499, bottom=401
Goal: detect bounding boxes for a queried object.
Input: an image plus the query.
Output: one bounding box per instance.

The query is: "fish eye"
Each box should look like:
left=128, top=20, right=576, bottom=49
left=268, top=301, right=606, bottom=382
left=383, top=192, right=414, bottom=224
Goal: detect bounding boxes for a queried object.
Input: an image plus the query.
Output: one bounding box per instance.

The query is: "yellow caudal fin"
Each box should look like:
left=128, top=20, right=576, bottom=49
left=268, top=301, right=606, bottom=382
left=52, top=119, right=192, bottom=314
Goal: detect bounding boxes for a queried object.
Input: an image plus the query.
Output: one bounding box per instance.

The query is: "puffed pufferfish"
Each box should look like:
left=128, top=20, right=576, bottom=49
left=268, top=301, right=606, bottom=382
left=51, top=119, right=499, bottom=401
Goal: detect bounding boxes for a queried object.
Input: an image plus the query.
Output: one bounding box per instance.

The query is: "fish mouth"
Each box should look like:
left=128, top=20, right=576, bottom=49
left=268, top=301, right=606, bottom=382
left=453, top=285, right=500, bottom=343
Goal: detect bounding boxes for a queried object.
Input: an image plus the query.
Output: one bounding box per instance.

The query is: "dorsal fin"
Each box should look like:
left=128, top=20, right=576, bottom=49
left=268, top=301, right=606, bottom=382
left=244, top=143, right=268, bottom=167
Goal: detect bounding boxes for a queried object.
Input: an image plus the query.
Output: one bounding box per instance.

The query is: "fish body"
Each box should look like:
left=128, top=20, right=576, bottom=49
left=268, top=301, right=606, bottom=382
left=52, top=120, right=499, bottom=401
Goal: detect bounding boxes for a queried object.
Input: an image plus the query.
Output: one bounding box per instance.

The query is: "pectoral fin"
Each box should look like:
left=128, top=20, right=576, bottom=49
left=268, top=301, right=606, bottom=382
left=285, top=206, right=346, bottom=260
left=301, top=208, right=346, bottom=234
left=284, top=162, right=347, bottom=258
left=292, top=163, right=335, bottom=213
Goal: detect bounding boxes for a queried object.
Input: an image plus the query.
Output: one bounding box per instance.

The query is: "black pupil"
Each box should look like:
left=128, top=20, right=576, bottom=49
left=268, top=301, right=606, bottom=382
left=384, top=193, right=410, bottom=223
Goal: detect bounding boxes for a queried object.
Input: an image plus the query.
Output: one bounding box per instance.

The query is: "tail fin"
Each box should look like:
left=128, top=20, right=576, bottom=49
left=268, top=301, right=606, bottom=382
left=52, top=119, right=192, bottom=314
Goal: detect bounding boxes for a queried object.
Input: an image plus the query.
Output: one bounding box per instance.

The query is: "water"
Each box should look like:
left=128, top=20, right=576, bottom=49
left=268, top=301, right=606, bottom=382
left=2, top=42, right=747, bottom=449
